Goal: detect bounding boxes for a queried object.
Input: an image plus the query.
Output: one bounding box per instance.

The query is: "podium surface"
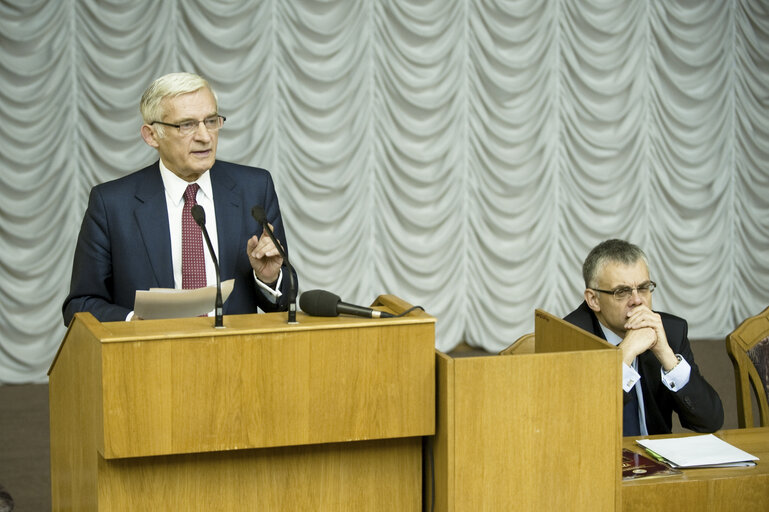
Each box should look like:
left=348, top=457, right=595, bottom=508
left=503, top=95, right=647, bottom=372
left=49, top=295, right=434, bottom=510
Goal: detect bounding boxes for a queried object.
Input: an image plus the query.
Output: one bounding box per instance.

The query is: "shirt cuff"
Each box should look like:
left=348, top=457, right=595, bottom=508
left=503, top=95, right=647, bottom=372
left=660, top=354, right=691, bottom=391
left=254, top=268, right=283, bottom=303
left=622, top=363, right=641, bottom=393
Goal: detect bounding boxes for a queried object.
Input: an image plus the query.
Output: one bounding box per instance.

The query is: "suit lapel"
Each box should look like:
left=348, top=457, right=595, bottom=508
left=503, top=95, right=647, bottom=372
left=210, top=163, right=242, bottom=280
left=133, top=164, right=174, bottom=288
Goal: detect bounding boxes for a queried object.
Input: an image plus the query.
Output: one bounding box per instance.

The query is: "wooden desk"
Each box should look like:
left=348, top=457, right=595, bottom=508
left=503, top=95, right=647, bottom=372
left=622, top=428, right=769, bottom=512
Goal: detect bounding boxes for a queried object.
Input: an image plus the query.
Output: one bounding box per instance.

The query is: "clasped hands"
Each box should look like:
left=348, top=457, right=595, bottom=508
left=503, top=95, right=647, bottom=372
left=620, top=305, right=679, bottom=371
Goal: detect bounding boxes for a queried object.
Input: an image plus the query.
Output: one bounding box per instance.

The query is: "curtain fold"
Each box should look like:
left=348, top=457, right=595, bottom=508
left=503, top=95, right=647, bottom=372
left=1, top=0, right=768, bottom=383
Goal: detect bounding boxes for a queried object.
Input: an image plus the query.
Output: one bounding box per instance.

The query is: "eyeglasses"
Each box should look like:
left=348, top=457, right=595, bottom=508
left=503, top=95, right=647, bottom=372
left=151, top=115, right=225, bottom=136
left=591, top=281, right=656, bottom=300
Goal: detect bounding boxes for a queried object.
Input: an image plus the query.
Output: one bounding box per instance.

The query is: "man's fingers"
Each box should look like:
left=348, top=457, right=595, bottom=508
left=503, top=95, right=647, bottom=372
left=626, top=306, right=661, bottom=329
left=254, top=239, right=278, bottom=259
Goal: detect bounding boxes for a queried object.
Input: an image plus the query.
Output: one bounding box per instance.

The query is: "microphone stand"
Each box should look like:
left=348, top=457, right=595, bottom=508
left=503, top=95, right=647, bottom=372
left=251, top=206, right=297, bottom=324
left=201, top=233, right=224, bottom=328
left=191, top=205, right=224, bottom=328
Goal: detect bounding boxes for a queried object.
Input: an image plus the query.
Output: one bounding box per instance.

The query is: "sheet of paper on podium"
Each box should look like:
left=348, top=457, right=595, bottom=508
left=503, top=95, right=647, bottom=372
left=134, top=279, right=234, bottom=319
left=637, top=434, right=759, bottom=468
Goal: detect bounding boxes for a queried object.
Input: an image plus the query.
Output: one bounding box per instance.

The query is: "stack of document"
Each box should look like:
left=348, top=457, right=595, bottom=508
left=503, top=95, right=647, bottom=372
left=637, top=434, right=759, bottom=468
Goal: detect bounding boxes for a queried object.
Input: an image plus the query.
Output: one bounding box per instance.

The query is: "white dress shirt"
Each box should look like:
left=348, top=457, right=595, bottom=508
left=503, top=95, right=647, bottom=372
left=598, top=322, right=691, bottom=437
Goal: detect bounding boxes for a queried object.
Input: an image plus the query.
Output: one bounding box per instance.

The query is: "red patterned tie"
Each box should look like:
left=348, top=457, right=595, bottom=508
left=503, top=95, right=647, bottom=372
left=181, top=184, right=207, bottom=289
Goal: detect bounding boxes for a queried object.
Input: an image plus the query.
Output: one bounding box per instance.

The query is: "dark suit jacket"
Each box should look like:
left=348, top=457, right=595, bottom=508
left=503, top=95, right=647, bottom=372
left=564, top=301, right=723, bottom=435
left=62, top=160, right=295, bottom=326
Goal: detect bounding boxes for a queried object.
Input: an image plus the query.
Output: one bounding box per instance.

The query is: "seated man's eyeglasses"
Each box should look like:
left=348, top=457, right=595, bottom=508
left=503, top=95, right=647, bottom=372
left=592, top=281, right=657, bottom=300
left=151, top=115, right=226, bottom=136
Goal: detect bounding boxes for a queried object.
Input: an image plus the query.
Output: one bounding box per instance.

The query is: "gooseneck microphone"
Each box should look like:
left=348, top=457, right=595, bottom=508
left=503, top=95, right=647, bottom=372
left=299, top=289, right=395, bottom=319
left=190, top=205, right=224, bottom=328
left=250, top=205, right=297, bottom=324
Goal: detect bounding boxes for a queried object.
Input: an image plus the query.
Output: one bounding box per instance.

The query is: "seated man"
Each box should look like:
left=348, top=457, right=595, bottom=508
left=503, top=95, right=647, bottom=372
left=63, top=72, right=294, bottom=325
left=564, top=239, right=723, bottom=436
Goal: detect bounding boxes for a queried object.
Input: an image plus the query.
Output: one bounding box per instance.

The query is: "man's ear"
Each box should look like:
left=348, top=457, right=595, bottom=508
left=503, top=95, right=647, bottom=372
left=140, top=124, right=160, bottom=148
left=585, top=289, right=601, bottom=313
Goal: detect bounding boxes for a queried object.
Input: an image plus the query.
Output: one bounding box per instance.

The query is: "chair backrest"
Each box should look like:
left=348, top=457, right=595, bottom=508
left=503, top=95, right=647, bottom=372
left=499, top=333, right=535, bottom=356
left=725, top=305, right=769, bottom=428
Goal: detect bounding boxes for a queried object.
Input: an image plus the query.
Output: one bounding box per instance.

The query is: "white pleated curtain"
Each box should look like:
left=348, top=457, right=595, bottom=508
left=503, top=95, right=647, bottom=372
left=1, top=0, right=768, bottom=383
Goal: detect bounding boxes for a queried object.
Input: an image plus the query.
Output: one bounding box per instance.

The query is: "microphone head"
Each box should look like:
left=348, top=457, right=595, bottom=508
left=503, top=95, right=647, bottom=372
left=299, top=289, right=341, bottom=317
left=190, top=205, right=206, bottom=227
left=251, top=205, right=267, bottom=224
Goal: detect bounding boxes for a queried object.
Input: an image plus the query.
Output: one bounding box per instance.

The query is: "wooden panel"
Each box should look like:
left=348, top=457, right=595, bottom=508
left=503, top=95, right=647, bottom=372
left=49, top=302, right=434, bottom=511
left=49, top=314, right=105, bottom=510
left=535, top=309, right=614, bottom=354
left=430, top=310, right=623, bottom=511
left=98, top=437, right=422, bottom=511
left=450, top=351, right=621, bottom=511
left=431, top=352, right=454, bottom=512
left=97, top=314, right=434, bottom=458
left=622, top=428, right=769, bottom=512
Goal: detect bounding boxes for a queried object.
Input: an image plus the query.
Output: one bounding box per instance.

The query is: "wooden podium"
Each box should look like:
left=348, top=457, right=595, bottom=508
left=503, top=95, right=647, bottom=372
left=428, top=310, right=623, bottom=511
left=48, top=295, right=435, bottom=511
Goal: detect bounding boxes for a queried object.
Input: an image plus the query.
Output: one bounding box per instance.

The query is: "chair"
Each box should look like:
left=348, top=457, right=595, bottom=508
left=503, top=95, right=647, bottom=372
left=499, top=333, right=535, bottom=355
left=725, top=305, right=769, bottom=428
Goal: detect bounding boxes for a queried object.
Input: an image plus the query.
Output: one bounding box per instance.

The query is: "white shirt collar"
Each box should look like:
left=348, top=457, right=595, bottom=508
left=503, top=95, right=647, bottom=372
left=598, top=321, right=623, bottom=347
left=158, top=159, right=213, bottom=205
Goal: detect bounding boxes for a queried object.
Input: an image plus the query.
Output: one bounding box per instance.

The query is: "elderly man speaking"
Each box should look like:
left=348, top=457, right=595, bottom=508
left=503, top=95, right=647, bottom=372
left=63, top=72, right=295, bottom=325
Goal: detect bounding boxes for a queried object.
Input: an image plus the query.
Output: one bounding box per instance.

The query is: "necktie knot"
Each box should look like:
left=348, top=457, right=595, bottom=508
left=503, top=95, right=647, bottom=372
left=183, top=183, right=200, bottom=205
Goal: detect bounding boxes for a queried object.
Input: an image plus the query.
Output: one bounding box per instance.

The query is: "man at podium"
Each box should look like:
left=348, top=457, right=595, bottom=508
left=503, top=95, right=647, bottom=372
left=62, top=72, right=295, bottom=325
left=564, top=239, right=723, bottom=436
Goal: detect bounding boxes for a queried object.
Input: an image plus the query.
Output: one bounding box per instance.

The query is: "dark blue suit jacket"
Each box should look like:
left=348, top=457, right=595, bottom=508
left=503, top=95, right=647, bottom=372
left=564, top=301, right=723, bottom=435
left=62, top=160, right=294, bottom=325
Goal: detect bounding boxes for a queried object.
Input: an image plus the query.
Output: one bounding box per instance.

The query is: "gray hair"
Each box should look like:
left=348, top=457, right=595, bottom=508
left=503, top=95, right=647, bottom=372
left=139, top=72, right=218, bottom=135
left=582, top=239, right=648, bottom=288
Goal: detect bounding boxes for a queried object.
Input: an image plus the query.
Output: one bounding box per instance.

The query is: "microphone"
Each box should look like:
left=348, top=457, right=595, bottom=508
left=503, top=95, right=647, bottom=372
left=250, top=205, right=297, bottom=324
left=190, top=205, right=224, bottom=328
left=299, top=289, right=394, bottom=319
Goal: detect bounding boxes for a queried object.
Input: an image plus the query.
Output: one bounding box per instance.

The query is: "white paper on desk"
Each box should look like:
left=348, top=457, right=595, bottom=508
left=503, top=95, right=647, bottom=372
left=637, top=434, right=759, bottom=468
left=134, top=279, right=234, bottom=320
